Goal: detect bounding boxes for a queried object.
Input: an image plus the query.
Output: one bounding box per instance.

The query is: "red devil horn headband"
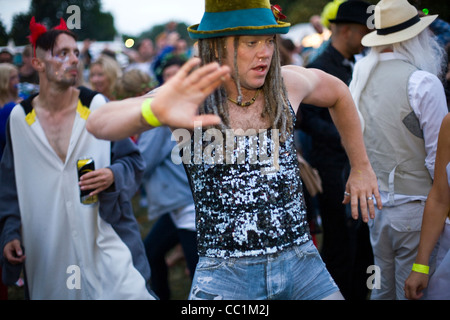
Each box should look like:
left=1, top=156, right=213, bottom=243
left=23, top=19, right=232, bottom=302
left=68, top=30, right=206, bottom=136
left=28, top=17, right=48, bottom=56
left=28, top=17, right=69, bottom=56
left=54, top=18, right=68, bottom=31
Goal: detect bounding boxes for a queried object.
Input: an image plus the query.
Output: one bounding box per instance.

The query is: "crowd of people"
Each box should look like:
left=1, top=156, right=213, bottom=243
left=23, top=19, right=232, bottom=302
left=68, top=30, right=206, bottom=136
left=0, top=0, right=449, bottom=301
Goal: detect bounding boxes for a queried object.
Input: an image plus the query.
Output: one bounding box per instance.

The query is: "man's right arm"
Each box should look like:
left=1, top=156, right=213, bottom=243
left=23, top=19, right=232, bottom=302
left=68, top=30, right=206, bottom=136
left=87, top=58, right=230, bottom=141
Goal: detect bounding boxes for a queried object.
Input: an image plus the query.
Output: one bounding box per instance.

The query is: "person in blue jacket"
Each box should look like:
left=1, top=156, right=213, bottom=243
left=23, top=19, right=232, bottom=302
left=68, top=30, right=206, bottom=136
left=139, top=54, right=198, bottom=300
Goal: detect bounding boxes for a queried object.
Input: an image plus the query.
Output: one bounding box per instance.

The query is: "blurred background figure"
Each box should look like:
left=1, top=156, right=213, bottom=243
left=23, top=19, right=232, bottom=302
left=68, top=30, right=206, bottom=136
left=138, top=54, right=198, bottom=300
left=0, top=63, right=21, bottom=159
left=299, top=0, right=373, bottom=300
left=18, top=46, right=39, bottom=86
left=0, top=62, right=21, bottom=300
left=125, top=38, right=156, bottom=79
left=279, top=37, right=304, bottom=66
left=0, top=49, right=14, bottom=64
left=154, top=54, right=188, bottom=85
left=116, top=69, right=156, bottom=101
left=16, top=46, right=40, bottom=101
left=89, top=54, right=122, bottom=101
left=115, top=68, right=157, bottom=142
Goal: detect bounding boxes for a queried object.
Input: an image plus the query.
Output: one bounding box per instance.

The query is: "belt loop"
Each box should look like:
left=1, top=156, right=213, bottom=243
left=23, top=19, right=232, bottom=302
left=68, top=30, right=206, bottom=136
left=388, top=166, right=397, bottom=206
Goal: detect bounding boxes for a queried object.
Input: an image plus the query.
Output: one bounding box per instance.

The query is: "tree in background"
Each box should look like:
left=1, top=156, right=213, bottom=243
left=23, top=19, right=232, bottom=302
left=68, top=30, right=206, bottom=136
left=137, top=21, right=191, bottom=44
left=274, top=0, right=447, bottom=24
left=9, top=0, right=116, bottom=46
left=0, top=20, right=8, bottom=46
left=4, top=0, right=448, bottom=46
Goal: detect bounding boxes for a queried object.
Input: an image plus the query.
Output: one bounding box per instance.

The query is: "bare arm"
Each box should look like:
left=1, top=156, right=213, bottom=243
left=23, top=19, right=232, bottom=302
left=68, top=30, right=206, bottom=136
left=405, top=114, right=450, bottom=300
left=283, top=66, right=381, bottom=222
left=87, top=58, right=230, bottom=141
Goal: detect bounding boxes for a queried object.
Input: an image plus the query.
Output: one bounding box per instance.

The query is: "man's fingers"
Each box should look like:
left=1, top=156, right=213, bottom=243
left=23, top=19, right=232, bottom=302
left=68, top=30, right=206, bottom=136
left=350, top=193, right=359, bottom=221
left=358, top=194, right=372, bottom=223
left=187, top=64, right=231, bottom=94
left=367, top=195, right=376, bottom=220
left=202, top=71, right=230, bottom=93
left=177, top=57, right=202, bottom=79
left=374, top=189, right=383, bottom=210
left=179, top=59, right=220, bottom=83
left=345, top=190, right=378, bottom=223
left=4, top=241, right=26, bottom=264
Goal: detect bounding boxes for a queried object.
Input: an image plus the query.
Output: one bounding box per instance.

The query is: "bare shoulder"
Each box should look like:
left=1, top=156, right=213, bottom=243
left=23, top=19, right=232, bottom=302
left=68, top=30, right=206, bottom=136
left=281, top=65, right=320, bottom=107
left=281, top=65, right=319, bottom=88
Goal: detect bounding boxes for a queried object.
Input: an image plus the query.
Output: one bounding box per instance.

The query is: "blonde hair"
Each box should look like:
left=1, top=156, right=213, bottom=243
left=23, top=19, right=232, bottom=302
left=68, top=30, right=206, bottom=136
left=0, top=63, right=18, bottom=102
left=89, top=54, right=122, bottom=99
left=116, top=69, right=156, bottom=100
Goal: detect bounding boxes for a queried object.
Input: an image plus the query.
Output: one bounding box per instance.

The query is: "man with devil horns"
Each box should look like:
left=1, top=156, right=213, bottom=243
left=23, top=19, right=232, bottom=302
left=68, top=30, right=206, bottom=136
left=0, top=18, right=156, bottom=300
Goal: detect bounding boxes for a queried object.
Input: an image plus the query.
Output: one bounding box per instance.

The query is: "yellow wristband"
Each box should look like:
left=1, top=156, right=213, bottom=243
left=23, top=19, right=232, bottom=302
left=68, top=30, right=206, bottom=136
left=141, top=98, right=162, bottom=127
left=412, top=263, right=429, bottom=275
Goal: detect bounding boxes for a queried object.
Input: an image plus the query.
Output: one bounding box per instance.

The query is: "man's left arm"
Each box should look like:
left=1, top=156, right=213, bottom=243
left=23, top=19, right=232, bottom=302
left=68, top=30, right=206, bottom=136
left=284, top=66, right=381, bottom=222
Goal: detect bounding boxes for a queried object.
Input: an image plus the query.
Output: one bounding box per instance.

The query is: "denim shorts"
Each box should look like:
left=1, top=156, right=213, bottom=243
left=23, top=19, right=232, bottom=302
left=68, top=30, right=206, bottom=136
left=189, top=240, right=340, bottom=300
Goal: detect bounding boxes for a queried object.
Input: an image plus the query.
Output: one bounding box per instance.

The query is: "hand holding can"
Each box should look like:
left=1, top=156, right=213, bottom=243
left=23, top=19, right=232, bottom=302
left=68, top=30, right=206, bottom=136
left=77, top=158, right=99, bottom=205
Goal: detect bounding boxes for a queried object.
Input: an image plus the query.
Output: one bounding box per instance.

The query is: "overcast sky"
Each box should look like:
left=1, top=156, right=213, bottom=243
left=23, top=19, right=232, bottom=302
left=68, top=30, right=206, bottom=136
left=0, top=0, right=205, bottom=35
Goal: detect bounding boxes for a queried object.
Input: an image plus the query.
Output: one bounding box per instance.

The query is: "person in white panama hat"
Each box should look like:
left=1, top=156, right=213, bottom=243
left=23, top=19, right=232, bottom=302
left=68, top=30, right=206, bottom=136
left=86, top=0, right=382, bottom=300
left=349, top=0, right=448, bottom=300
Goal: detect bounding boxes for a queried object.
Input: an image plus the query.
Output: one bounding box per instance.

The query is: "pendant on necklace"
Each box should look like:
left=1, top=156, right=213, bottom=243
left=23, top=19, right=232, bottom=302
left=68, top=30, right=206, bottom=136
left=228, top=89, right=261, bottom=107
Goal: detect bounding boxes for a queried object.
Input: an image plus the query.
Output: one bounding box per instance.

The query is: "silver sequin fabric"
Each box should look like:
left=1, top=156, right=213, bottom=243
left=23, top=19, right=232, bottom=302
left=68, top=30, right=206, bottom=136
left=184, top=127, right=311, bottom=258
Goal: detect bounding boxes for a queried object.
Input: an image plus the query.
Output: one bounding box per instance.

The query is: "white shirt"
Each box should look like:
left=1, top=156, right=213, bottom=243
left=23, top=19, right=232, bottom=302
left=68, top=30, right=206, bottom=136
left=447, top=163, right=450, bottom=187
left=9, top=94, right=154, bottom=300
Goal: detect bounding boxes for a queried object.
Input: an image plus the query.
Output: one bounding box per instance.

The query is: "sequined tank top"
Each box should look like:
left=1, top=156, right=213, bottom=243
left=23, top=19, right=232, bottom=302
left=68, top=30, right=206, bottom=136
left=183, top=118, right=311, bottom=258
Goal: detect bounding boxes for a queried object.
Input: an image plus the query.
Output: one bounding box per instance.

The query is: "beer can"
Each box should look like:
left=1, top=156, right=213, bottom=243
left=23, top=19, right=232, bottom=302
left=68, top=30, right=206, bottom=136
left=77, top=158, right=98, bottom=205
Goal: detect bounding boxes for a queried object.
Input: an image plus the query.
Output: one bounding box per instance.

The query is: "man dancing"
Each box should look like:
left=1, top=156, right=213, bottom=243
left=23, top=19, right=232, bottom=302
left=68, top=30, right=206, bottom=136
left=87, top=0, right=381, bottom=300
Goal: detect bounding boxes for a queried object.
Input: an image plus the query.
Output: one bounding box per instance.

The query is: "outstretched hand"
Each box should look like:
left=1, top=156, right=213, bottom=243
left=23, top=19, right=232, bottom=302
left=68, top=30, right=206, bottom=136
left=87, top=58, right=231, bottom=141
left=151, top=58, right=231, bottom=129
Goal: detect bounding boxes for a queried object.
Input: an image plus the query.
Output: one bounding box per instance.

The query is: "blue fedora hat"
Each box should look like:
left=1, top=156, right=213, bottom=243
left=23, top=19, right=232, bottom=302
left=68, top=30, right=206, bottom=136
left=188, top=0, right=291, bottom=39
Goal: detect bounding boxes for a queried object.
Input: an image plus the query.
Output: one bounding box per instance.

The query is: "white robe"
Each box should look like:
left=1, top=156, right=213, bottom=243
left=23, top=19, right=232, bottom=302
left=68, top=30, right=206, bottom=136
left=5, top=91, right=154, bottom=300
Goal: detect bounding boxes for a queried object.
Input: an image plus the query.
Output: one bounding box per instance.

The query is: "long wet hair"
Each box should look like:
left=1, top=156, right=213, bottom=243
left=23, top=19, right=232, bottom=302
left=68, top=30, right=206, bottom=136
left=349, top=28, right=447, bottom=131
left=197, top=35, right=293, bottom=142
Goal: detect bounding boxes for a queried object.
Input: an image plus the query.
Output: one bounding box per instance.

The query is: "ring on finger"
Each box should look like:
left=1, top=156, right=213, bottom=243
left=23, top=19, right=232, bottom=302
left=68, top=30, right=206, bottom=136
left=367, top=196, right=374, bottom=201
left=344, top=192, right=351, bottom=197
